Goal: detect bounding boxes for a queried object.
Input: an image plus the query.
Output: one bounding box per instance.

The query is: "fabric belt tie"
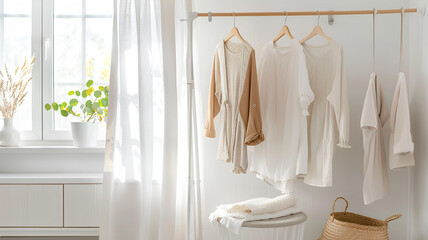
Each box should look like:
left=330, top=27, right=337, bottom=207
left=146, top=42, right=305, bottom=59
left=222, top=101, right=230, bottom=161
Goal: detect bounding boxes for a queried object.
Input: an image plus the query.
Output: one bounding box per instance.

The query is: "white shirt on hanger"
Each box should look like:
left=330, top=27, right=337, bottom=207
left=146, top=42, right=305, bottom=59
left=248, top=39, right=314, bottom=193
left=361, top=73, right=390, bottom=205
left=389, top=72, right=415, bottom=169
left=301, top=41, right=351, bottom=188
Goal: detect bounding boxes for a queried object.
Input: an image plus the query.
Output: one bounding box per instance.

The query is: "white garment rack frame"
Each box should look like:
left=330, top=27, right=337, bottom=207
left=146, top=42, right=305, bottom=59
left=183, top=7, right=424, bottom=240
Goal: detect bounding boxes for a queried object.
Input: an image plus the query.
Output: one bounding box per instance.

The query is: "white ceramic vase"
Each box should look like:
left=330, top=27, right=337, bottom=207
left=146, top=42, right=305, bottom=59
left=0, top=118, right=20, bottom=147
left=70, top=122, right=98, bottom=147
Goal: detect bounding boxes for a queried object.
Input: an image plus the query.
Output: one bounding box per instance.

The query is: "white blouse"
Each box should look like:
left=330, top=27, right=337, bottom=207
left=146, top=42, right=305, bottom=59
left=361, top=73, right=389, bottom=205
left=248, top=40, right=314, bottom=193
left=302, top=41, right=351, bottom=187
left=389, top=72, right=415, bottom=169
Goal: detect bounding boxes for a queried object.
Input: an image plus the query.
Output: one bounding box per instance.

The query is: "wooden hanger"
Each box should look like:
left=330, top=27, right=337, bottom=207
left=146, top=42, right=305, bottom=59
left=300, top=10, right=332, bottom=44
left=273, top=11, right=294, bottom=42
left=224, top=27, right=245, bottom=42
left=224, top=12, right=245, bottom=42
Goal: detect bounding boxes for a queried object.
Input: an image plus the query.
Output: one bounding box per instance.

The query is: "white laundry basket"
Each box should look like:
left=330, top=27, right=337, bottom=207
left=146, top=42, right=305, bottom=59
left=218, top=212, right=306, bottom=240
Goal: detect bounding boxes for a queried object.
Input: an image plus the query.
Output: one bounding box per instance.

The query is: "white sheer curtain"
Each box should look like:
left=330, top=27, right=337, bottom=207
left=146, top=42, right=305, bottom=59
left=100, top=0, right=190, bottom=239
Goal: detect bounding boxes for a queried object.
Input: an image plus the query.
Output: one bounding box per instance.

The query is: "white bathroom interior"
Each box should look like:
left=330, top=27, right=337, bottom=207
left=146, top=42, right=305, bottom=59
left=0, top=0, right=428, bottom=239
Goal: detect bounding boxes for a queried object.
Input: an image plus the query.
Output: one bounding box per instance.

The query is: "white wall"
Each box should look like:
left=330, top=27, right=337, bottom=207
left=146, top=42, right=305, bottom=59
left=408, top=0, right=428, bottom=239
left=192, top=0, right=413, bottom=239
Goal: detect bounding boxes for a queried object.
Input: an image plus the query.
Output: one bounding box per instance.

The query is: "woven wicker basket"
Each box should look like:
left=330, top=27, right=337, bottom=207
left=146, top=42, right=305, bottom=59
left=319, top=197, right=401, bottom=240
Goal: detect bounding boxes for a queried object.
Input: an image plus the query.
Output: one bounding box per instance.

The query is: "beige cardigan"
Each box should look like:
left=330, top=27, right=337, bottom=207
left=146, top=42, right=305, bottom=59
left=205, top=41, right=264, bottom=173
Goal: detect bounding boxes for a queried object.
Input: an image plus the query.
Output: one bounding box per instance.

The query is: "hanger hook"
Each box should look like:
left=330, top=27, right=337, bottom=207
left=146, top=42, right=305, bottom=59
left=372, top=8, right=376, bottom=24
left=401, top=7, right=404, bottom=15
left=284, top=11, right=288, bottom=25
left=233, top=11, right=236, bottom=27
left=317, top=10, right=320, bottom=25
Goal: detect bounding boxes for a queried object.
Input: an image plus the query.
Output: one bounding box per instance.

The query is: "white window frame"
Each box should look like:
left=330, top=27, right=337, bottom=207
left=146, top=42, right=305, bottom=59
left=41, top=0, right=57, bottom=140
left=42, top=0, right=112, bottom=140
left=0, top=0, right=43, bottom=140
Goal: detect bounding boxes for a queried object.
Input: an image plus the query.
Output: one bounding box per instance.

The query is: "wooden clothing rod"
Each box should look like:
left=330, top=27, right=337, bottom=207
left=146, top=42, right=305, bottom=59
left=197, top=8, right=418, bottom=17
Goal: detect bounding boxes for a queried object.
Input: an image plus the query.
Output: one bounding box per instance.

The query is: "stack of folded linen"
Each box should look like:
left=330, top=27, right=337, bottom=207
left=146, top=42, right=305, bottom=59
left=209, top=194, right=301, bottom=235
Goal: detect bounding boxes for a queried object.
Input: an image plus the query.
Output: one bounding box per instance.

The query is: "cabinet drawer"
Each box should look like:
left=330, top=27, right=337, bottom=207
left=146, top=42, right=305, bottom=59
left=0, top=185, right=63, bottom=227
left=64, top=184, right=102, bottom=227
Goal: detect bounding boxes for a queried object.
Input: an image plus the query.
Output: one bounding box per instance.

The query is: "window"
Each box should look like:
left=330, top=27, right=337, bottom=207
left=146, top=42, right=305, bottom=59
left=0, top=0, right=113, bottom=141
left=0, top=0, right=42, bottom=139
left=44, top=0, right=113, bottom=140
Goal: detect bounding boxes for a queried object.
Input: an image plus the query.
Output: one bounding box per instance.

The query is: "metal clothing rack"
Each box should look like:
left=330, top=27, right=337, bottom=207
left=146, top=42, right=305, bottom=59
left=183, top=7, right=424, bottom=240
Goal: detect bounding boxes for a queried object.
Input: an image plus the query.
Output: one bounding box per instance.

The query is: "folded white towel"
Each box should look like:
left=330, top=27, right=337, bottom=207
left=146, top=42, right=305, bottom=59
left=227, top=194, right=296, bottom=215
left=209, top=205, right=301, bottom=235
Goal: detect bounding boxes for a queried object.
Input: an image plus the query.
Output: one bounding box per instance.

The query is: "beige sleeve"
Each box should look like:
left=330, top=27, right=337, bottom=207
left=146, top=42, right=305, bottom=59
left=240, top=50, right=264, bottom=145
left=204, top=55, right=221, bottom=138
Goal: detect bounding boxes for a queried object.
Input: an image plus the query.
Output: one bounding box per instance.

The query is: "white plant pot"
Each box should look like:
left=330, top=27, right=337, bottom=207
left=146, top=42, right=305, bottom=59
left=0, top=118, right=20, bottom=147
left=70, top=122, right=98, bottom=147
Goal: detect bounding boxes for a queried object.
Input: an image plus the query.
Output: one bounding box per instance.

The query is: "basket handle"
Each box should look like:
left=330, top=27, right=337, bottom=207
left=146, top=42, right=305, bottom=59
left=331, top=197, right=349, bottom=214
left=385, top=214, right=402, bottom=223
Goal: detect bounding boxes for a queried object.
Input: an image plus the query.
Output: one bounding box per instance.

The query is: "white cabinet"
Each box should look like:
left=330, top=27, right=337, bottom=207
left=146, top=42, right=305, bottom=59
left=0, top=174, right=103, bottom=237
left=0, top=185, right=63, bottom=227
left=64, top=184, right=102, bottom=227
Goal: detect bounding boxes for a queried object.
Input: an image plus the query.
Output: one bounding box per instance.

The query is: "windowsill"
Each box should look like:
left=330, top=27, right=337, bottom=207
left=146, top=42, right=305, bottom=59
left=0, top=173, right=103, bottom=184
left=0, top=141, right=105, bottom=154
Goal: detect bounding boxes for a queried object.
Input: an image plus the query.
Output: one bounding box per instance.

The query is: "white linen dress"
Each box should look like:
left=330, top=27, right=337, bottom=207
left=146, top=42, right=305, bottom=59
left=301, top=41, right=351, bottom=187
left=248, top=40, right=314, bottom=193
left=389, top=72, right=415, bottom=169
left=205, top=41, right=264, bottom=173
left=361, top=73, right=390, bottom=205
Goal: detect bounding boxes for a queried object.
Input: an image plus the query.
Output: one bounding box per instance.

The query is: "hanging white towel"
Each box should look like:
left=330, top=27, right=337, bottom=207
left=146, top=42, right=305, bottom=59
left=389, top=72, right=415, bottom=169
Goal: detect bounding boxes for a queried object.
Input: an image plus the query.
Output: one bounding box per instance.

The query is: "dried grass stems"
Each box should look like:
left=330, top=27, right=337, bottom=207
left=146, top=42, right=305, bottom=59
left=0, top=55, right=35, bottom=119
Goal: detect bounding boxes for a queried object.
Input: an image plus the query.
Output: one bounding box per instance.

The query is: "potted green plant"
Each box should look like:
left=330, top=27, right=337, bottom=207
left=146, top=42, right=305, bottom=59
left=45, top=80, right=109, bottom=147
